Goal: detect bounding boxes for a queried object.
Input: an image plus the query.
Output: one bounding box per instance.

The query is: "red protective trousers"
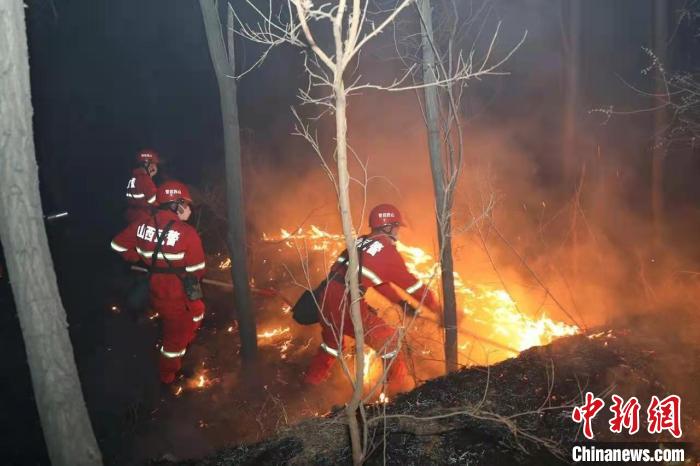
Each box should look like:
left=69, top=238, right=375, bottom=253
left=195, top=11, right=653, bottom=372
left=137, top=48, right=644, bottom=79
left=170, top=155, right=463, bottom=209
left=153, top=286, right=205, bottom=384
left=304, top=280, right=408, bottom=389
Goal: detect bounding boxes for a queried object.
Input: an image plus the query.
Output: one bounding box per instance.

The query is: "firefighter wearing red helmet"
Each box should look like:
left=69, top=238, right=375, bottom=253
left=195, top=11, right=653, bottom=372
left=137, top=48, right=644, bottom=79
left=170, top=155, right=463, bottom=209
left=304, top=203, right=441, bottom=393
left=124, top=150, right=160, bottom=224
left=111, top=181, right=207, bottom=384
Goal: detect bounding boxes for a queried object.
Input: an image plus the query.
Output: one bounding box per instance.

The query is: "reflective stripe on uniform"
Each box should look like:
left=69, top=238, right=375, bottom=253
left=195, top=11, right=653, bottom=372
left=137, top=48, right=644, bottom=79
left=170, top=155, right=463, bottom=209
left=110, top=241, right=128, bottom=253
left=126, top=192, right=145, bottom=199
left=361, top=267, right=382, bottom=285
left=320, top=343, right=340, bottom=357
left=192, top=314, right=204, bottom=322
left=335, top=257, right=383, bottom=285
left=405, top=280, right=423, bottom=294
left=185, top=262, right=206, bottom=273
left=160, top=346, right=186, bottom=358
left=147, top=195, right=156, bottom=204
left=136, top=247, right=185, bottom=261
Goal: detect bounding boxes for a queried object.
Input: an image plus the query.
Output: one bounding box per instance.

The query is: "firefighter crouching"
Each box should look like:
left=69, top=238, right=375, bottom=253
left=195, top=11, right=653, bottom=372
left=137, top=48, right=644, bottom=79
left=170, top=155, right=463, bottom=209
left=303, top=204, right=441, bottom=393
left=111, top=181, right=206, bottom=384
left=125, top=149, right=160, bottom=224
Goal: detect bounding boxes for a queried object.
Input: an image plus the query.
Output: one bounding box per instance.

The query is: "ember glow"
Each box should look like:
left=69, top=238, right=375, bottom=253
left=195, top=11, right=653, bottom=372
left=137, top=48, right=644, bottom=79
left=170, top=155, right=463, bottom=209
left=184, top=370, right=216, bottom=391
left=344, top=348, right=384, bottom=387
left=218, top=257, right=231, bottom=270
left=261, top=225, right=580, bottom=369
left=257, top=326, right=291, bottom=339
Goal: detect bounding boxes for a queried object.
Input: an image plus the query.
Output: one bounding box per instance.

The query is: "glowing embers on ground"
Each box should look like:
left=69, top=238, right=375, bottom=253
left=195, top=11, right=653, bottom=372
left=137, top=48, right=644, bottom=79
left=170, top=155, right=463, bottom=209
left=174, top=368, right=217, bottom=396
left=218, top=257, right=231, bottom=270
left=261, top=225, right=580, bottom=361
left=257, top=326, right=291, bottom=339
left=256, top=325, right=294, bottom=359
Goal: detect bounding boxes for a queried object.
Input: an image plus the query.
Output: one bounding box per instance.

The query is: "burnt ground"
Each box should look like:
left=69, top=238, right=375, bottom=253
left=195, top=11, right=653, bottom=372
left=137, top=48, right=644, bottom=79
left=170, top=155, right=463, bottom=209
left=2, top=217, right=700, bottom=465
left=154, top=310, right=700, bottom=466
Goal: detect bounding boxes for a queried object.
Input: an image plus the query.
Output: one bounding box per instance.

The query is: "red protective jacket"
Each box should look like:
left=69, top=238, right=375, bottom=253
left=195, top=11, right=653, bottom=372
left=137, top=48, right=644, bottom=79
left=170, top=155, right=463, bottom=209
left=110, top=210, right=206, bottom=307
left=111, top=210, right=207, bottom=384
left=125, top=168, right=157, bottom=224
left=331, top=234, right=439, bottom=312
left=304, top=233, right=438, bottom=389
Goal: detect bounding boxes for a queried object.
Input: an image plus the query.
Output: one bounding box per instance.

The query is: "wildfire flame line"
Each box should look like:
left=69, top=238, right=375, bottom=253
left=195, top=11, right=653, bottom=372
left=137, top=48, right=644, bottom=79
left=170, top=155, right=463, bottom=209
left=261, top=226, right=579, bottom=361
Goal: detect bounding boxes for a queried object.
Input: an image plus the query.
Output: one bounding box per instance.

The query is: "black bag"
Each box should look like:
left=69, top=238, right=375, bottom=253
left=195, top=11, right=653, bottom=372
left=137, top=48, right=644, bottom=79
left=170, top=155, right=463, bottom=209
left=292, top=280, right=326, bottom=325
left=125, top=274, right=150, bottom=312
left=181, top=273, right=203, bottom=301
left=293, top=237, right=373, bottom=326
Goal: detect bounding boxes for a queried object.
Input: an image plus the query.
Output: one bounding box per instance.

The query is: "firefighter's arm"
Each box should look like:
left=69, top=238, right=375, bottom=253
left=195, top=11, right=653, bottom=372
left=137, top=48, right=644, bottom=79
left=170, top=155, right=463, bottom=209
left=183, top=228, right=206, bottom=279
left=142, top=176, right=157, bottom=205
left=110, top=225, right=139, bottom=263
left=380, top=245, right=441, bottom=313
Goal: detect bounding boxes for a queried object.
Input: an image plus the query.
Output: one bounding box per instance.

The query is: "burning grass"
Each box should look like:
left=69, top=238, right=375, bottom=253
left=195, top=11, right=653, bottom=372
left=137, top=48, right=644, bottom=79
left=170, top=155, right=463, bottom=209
left=159, top=311, right=699, bottom=465
left=242, top=226, right=580, bottom=377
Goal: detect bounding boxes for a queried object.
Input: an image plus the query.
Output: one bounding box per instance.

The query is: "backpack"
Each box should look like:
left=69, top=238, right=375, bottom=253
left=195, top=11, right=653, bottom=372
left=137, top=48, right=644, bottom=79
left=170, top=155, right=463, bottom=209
left=292, top=236, right=370, bottom=325
left=291, top=280, right=327, bottom=325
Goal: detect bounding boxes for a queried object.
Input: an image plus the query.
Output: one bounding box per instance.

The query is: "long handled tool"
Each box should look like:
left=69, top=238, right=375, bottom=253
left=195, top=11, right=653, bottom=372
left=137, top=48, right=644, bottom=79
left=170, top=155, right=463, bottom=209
left=364, top=283, right=520, bottom=355
left=129, top=265, right=294, bottom=306
left=131, top=264, right=518, bottom=354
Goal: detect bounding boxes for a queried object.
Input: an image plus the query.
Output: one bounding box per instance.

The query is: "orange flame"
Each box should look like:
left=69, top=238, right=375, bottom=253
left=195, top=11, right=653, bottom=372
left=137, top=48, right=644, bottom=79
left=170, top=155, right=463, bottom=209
left=257, top=326, right=291, bottom=339
left=262, top=225, right=579, bottom=368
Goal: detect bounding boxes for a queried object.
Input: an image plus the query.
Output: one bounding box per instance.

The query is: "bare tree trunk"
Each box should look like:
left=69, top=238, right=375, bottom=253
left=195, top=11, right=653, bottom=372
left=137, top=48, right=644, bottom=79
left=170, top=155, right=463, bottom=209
left=651, top=0, right=668, bottom=248
left=562, top=0, right=580, bottom=181
left=562, top=0, right=581, bottom=280
left=0, top=2, right=102, bottom=465
left=200, top=0, right=258, bottom=364
left=336, top=79, right=366, bottom=466
left=418, top=0, right=458, bottom=374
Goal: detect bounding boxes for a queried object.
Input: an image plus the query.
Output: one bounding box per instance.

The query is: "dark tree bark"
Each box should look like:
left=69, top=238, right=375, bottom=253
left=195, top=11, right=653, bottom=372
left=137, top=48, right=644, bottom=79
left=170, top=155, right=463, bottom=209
left=0, top=2, right=102, bottom=465
left=562, top=0, right=581, bottom=278
left=199, top=0, right=258, bottom=364
left=418, top=0, right=458, bottom=374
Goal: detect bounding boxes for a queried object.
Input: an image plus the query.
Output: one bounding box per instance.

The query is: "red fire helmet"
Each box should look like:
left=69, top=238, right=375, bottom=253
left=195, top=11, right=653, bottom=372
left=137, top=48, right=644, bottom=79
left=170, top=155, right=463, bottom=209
left=369, top=203, right=405, bottom=229
left=156, top=181, right=192, bottom=206
left=136, top=150, right=160, bottom=165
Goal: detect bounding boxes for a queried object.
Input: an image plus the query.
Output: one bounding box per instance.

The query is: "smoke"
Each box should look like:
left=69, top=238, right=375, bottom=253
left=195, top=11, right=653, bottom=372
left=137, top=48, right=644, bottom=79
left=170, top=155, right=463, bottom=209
left=207, top=0, right=700, bottom=398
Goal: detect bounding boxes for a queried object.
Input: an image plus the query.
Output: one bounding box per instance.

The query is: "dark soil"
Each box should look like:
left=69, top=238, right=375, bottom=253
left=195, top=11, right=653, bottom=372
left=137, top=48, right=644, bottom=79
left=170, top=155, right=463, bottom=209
left=154, top=311, right=700, bottom=465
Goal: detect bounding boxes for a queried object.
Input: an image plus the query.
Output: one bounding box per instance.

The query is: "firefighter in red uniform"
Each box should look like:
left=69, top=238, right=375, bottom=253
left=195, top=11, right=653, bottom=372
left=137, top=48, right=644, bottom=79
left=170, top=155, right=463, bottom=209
left=111, top=181, right=207, bottom=384
left=304, top=204, right=441, bottom=393
left=125, top=150, right=160, bottom=224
